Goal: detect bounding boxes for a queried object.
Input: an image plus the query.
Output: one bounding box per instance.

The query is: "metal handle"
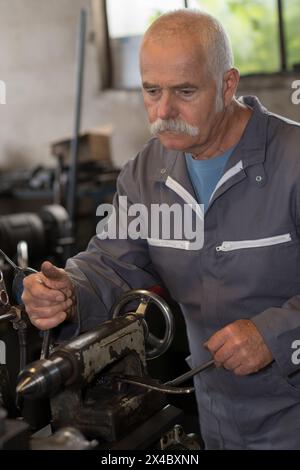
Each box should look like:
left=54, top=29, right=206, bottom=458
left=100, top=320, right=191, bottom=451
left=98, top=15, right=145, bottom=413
left=112, top=289, right=175, bottom=360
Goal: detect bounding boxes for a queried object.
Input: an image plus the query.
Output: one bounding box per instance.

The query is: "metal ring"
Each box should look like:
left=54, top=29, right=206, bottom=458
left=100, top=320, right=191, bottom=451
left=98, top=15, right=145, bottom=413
left=112, top=289, right=175, bottom=360
left=0, top=289, right=9, bottom=306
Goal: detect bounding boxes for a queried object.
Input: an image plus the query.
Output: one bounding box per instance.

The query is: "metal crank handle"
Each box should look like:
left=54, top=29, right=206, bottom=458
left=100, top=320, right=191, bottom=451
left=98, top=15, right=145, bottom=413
left=111, top=374, right=195, bottom=394
left=165, top=358, right=215, bottom=386
left=113, top=358, right=215, bottom=394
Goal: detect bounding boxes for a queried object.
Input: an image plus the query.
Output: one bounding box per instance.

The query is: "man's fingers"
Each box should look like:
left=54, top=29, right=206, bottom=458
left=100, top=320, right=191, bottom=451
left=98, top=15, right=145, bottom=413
left=204, top=327, right=231, bottom=354
left=40, top=261, right=71, bottom=290
left=22, top=296, right=62, bottom=308
left=22, top=263, right=75, bottom=331
left=41, top=261, right=64, bottom=280
left=204, top=320, right=273, bottom=376
left=214, top=343, right=235, bottom=365
left=232, top=364, right=251, bottom=376
left=33, top=312, right=67, bottom=331
left=223, top=355, right=242, bottom=371
left=22, top=276, right=65, bottom=303
left=26, top=298, right=73, bottom=319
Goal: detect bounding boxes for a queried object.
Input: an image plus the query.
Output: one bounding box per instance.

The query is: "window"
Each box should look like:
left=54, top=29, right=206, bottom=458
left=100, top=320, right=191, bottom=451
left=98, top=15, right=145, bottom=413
left=105, top=0, right=186, bottom=88
left=103, top=0, right=300, bottom=88
left=106, top=0, right=185, bottom=38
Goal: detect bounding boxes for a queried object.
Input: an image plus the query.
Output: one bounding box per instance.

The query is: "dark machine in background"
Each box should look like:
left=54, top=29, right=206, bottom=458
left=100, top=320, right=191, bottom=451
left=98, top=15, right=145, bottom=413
left=0, top=204, right=71, bottom=273
left=0, top=7, right=200, bottom=450
left=0, top=7, right=119, bottom=433
left=0, top=204, right=73, bottom=431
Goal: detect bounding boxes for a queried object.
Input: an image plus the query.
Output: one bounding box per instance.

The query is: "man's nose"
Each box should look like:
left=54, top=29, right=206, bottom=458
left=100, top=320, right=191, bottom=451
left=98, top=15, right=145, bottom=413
left=157, top=91, right=178, bottom=120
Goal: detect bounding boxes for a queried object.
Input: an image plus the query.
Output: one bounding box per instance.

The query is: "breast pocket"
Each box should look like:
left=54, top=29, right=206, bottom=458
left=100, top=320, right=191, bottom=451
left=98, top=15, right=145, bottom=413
left=147, top=238, right=200, bottom=302
left=215, top=231, right=300, bottom=302
left=216, top=233, right=292, bottom=252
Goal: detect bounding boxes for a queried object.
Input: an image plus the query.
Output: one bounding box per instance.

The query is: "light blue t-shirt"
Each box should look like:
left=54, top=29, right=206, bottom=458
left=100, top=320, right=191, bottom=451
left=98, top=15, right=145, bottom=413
left=185, top=147, right=235, bottom=212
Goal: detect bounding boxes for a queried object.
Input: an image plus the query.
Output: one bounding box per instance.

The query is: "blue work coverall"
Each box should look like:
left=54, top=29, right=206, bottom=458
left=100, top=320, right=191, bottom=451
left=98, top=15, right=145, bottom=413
left=66, top=96, right=300, bottom=449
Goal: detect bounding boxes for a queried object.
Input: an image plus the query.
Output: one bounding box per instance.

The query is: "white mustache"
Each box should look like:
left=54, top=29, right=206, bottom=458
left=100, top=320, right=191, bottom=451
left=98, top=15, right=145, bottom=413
left=150, top=118, right=199, bottom=137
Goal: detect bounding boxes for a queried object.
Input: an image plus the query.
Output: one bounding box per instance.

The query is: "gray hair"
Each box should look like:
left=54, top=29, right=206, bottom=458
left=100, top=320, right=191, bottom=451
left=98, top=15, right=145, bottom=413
left=143, top=9, right=234, bottom=95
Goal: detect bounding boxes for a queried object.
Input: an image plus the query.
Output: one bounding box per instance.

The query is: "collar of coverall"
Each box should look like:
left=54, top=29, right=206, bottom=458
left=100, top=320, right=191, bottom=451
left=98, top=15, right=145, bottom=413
left=151, top=95, right=268, bottom=185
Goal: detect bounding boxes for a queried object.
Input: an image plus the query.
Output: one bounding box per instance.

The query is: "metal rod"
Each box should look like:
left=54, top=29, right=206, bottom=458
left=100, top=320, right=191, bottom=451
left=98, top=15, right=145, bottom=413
left=112, top=358, right=215, bottom=394
left=67, top=8, right=87, bottom=225
left=0, top=312, right=17, bottom=323
left=0, top=248, right=19, bottom=271
left=113, top=374, right=194, bottom=394
left=277, top=0, right=287, bottom=71
left=40, top=330, right=52, bottom=360
left=165, top=359, right=215, bottom=386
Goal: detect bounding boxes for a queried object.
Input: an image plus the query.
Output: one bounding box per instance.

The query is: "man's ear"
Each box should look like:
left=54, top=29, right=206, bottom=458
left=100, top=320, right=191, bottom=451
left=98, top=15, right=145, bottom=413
left=223, top=68, right=240, bottom=107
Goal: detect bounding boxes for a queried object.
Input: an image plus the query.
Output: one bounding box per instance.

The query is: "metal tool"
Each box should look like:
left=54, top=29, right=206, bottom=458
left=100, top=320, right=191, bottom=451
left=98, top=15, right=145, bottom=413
left=0, top=248, right=51, bottom=360
left=166, top=358, right=215, bottom=386
left=112, top=358, right=215, bottom=394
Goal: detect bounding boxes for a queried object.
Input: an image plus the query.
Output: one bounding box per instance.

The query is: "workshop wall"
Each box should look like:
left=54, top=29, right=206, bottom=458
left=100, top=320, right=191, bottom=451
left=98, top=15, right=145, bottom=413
left=0, top=0, right=299, bottom=171
left=0, top=0, right=149, bottom=171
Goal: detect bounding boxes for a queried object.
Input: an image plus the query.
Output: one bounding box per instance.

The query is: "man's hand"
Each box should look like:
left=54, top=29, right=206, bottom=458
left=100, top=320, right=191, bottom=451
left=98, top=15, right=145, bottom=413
left=22, top=261, right=76, bottom=330
left=204, top=319, right=273, bottom=376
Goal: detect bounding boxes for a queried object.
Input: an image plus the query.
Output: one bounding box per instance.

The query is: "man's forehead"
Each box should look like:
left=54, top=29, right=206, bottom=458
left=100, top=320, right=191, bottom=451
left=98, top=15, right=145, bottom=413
left=140, top=55, right=208, bottom=85
left=140, top=38, right=207, bottom=73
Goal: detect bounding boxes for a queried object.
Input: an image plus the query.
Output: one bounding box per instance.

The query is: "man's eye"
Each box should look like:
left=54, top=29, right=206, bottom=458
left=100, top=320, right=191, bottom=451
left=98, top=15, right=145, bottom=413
left=145, top=88, right=160, bottom=96
left=178, top=89, right=195, bottom=97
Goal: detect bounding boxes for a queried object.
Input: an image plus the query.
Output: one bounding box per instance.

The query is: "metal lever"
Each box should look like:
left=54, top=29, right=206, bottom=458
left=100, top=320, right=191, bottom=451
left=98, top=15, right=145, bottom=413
left=165, top=359, right=215, bottom=386
left=113, top=358, right=215, bottom=394
left=40, top=330, right=52, bottom=360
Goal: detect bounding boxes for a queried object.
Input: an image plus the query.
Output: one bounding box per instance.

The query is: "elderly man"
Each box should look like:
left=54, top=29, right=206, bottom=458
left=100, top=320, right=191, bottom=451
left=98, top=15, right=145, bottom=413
left=22, top=10, right=300, bottom=449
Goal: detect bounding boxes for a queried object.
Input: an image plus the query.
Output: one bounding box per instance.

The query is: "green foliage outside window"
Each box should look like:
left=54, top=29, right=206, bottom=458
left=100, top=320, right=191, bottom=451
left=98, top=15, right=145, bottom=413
left=193, top=0, right=280, bottom=74
left=149, top=0, right=300, bottom=75
left=195, top=0, right=300, bottom=73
